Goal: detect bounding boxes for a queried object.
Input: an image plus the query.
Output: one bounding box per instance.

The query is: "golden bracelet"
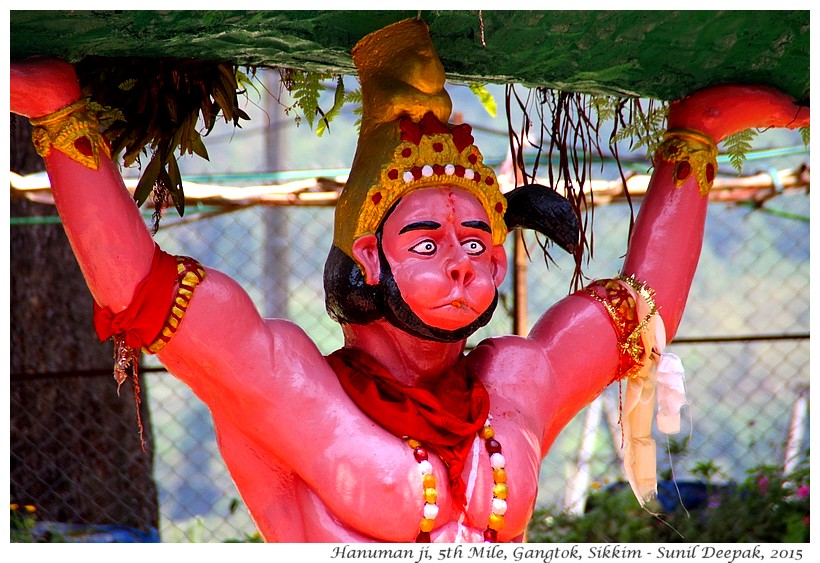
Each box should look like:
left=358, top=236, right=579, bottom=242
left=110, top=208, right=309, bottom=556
left=657, top=128, right=718, bottom=197
left=145, top=257, right=207, bottom=354
left=30, top=99, right=111, bottom=170
left=580, top=275, right=658, bottom=379
left=612, top=275, right=657, bottom=369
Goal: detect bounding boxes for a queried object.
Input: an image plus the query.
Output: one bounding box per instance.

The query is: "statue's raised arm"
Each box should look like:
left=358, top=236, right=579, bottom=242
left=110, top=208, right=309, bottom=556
left=529, top=84, right=809, bottom=403
left=526, top=81, right=808, bottom=503
left=10, top=59, right=373, bottom=543
left=10, top=58, right=297, bottom=394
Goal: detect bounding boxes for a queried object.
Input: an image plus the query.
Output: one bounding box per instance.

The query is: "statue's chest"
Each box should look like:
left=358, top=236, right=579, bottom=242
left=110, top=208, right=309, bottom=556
left=435, top=413, right=542, bottom=541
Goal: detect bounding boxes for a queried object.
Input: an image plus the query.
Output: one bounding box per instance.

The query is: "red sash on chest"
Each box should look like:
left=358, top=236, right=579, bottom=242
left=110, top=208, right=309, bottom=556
left=326, top=347, right=490, bottom=508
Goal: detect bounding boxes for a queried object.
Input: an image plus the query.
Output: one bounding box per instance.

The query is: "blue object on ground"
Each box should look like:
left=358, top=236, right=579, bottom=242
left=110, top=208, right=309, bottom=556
left=31, top=522, right=161, bottom=543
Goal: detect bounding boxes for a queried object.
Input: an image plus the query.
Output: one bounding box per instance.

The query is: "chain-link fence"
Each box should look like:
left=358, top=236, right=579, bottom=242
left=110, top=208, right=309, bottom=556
left=140, top=189, right=807, bottom=541
left=13, top=186, right=806, bottom=542
left=10, top=193, right=809, bottom=542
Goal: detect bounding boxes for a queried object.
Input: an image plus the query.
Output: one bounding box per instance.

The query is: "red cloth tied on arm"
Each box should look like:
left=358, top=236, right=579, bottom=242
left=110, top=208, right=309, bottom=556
left=326, top=347, right=490, bottom=509
left=92, top=244, right=179, bottom=349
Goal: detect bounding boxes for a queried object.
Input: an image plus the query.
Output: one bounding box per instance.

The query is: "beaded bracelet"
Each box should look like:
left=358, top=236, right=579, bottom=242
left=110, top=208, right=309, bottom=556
left=146, top=256, right=206, bottom=354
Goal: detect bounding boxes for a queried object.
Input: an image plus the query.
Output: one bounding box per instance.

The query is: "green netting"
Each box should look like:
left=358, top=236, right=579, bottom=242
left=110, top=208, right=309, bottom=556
left=10, top=10, right=810, bottom=101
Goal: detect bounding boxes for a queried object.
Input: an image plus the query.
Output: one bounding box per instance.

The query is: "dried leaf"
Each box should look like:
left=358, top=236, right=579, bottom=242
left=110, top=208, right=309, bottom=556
left=190, top=130, right=209, bottom=161
left=75, top=56, right=253, bottom=224
left=134, top=151, right=162, bottom=207
left=165, top=154, right=185, bottom=216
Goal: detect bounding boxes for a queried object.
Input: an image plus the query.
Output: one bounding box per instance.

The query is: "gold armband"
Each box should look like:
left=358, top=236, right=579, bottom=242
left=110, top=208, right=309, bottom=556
left=145, top=257, right=207, bottom=354
left=579, top=275, right=658, bottom=380
left=30, top=99, right=111, bottom=170
left=657, top=128, right=718, bottom=196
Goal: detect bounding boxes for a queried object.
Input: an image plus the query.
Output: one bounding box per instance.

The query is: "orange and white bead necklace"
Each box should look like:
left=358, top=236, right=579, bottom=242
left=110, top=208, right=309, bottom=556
left=407, top=416, right=508, bottom=542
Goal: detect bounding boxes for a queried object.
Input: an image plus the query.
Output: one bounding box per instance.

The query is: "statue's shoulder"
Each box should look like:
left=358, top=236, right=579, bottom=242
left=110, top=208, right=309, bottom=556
left=266, top=318, right=330, bottom=367
left=467, top=335, right=554, bottom=424
left=467, top=334, right=550, bottom=379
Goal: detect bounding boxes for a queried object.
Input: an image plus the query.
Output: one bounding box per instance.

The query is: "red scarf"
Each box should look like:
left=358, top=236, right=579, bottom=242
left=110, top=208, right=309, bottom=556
left=326, top=347, right=490, bottom=508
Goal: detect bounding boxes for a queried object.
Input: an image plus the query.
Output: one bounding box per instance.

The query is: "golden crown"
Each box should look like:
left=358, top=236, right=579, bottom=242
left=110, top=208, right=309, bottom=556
left=333, top=18, right=508, bottom=259
left=355, top=112, right=506, bottom=246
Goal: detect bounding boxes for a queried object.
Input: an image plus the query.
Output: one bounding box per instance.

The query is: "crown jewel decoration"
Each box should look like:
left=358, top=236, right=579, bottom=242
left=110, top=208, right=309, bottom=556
left=355, top=111, right=507, bottom=246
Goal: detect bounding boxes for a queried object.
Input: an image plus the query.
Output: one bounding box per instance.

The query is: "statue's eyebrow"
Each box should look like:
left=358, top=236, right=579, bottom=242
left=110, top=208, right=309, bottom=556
left=399, top=221, right=441, bottom=234
left=462, top=220, right=492, bottom=233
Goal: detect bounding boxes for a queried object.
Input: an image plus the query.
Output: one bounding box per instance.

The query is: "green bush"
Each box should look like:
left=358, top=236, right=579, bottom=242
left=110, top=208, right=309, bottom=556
left=10, top=503, right=67, bottom=543
left=527, top=454, right=809, bottom=543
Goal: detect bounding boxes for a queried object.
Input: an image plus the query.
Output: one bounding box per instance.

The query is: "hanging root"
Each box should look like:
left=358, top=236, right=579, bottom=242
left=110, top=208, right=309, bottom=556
left=504, top=87, right=668, bottom=292
left=113, top=335, right=148, bottom=452
left=150, top=177, right=171, bottom=235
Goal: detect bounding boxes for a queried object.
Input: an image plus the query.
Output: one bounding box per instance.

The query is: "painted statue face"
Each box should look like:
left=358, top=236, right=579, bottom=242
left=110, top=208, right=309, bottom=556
left=378, top=187, right=507, bottom=331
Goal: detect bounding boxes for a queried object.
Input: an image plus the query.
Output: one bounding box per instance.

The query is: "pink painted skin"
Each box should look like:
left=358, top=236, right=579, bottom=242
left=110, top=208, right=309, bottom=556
left=353, top=188, right=507, bottom=331
left=10, top=59, right=809, bottom=542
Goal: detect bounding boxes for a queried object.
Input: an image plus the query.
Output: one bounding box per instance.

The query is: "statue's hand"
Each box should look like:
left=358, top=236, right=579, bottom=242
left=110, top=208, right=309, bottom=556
left=10, top=58, right=83, bottom=119
left=667, top=84, right=809, bottom=143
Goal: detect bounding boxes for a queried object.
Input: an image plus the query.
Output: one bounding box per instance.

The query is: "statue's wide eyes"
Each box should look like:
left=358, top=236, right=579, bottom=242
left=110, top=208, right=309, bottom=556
left=462, top=239, right=486, bottom=256
left=410, top=240, right=437, bottom=256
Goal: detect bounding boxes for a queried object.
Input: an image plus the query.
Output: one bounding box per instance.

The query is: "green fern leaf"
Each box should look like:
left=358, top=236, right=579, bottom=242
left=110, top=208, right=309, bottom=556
left=589, top=95, right=617, bottom=122
left=799, top=126, right=810, bottom=147
left=344, top=88, right=363, bottom=131
left=284, top=70, right=351, bottom=134
left=603, top=98, right=667, bottom=159
left=721, top=129, right=757, bottom=173
left=344, top=89, right=362, bottom=104
left=288, top=71, right=325, bottom=130
left=118, top=78, right=138, bottom=91
left=316, top=76, right=346, bottom=137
